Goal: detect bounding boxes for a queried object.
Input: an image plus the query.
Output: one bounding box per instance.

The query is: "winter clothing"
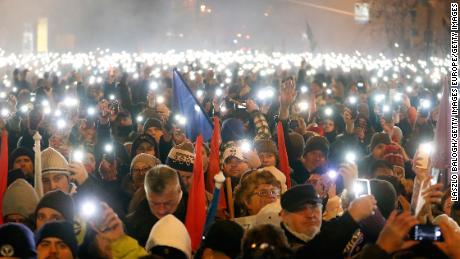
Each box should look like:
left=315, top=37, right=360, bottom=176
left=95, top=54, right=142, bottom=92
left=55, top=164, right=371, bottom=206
left=35, top=221, right=78, bottom=258
left=35, top=190, right=74, bottom=223
left=145, top=214, right=192, bottom=259
left=3, top=179, right=39, bottom=219
left=0, top=223, right=36, bottom=259
left=166, top=142, right=195, bottom=172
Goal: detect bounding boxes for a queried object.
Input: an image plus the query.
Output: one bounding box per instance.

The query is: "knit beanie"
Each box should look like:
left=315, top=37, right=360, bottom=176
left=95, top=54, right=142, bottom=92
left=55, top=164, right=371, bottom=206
left=143, top=118, right=163, bottom=132
left=202, top=220, right=244, bottom=259
left=3, top=179, right=39, bottom=218
left=288, top=132, right=305, bottom=159
left=370, top=179, right=397, bottom=219
left=35, top=190, right=74, bottom=223
left=10, top=147, right=34, bottom=167
left=303, top=136, right=329, bottom=156
left=0, top=223, right=36, bottom=259
left=166, top=142, right=195, bottom=173
left=221, top=118, right=245, bottom=143
left=254, top=139, right=278, bottom=156
left=369, top=133, right=392, bottom=151
left=35, top=221, right=78, bottom=258
left=130, top=153, right=161, bottom=170
left=41, top=147, right=69, bottom=176
left=145, top=214, right=192, bottom=259
left=131, top=134, right=158, bottom=158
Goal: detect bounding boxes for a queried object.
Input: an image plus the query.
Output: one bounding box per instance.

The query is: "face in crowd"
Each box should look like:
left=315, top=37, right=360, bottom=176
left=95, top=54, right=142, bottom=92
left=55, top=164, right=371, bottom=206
left=42, top=174, right=70, bottom=194
left=146, top=177, right=183, bottom=219
left=258, top=152, right=276, bottom=168
left=302, top=150, right=326, bottom=172
left=223, top=157, right=249, bottom=178
left=281, top=202, right=322, bottom=239
left=37, top=237, right=74, bottom=259
left=13, top=155, right=34, bottom=178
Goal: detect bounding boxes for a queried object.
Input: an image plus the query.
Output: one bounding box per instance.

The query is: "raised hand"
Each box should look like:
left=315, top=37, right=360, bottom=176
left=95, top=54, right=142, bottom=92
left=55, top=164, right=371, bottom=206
left=376, top=211, right=419, bottom=254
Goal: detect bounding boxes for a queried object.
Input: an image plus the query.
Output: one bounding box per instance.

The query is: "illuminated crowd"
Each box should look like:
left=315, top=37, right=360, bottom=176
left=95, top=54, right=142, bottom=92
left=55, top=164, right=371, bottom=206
left=0, top=49, right=459, bottom=259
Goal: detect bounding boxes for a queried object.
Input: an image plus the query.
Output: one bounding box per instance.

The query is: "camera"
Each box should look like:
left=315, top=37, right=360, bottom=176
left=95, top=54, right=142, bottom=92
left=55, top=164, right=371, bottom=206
left=409, top=224, right=443, bottom=241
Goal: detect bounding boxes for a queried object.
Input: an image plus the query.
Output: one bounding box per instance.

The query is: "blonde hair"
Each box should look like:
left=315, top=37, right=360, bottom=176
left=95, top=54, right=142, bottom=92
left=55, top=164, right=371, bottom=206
left=234, top=170, right=281, bottom=216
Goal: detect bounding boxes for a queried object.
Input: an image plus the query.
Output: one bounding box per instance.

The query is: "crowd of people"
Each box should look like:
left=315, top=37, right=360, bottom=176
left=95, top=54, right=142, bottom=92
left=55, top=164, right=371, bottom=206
left=0, top=49, right=458, bottom=259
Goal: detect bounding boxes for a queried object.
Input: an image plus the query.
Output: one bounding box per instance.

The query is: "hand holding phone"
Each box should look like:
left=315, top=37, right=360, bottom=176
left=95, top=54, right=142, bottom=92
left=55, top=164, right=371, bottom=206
left=409, top=224, right=443, bottom=241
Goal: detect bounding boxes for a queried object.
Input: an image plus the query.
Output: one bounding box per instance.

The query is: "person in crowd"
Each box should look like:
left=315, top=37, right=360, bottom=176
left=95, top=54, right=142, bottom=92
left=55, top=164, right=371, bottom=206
left=279, top=184, right=376, bottom=258
left=234, top=170, right=281, bottom=217
left=2, top=179, right=39, bottom=227
left=9, top=147, right=35, bottom=183
left=125, top=153, right=161, bottom=213
left=35, top=221, right=78, bottom=259
left=145, top=215, right=191, bottom=259
left=254, top=139, right=278, bottom=168
left=240, top=224, right=293, bottom=259
left=357, top=132, right=392, bottom=178
left=34, top=190, right=75, bottom=231
left=126, top=165, right=188, bottom=246
left=292, top=136, right=329, bottom=185
left=131, top=134, right=158, bottom=159
left=0, top=223, right=36, bottom=259
left=195, top=220, right=244, bottom=259
left=166, top=142, right=195, bottom=192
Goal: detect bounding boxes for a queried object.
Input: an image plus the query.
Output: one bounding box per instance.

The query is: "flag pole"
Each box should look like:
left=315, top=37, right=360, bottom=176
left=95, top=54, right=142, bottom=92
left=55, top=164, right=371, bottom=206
left=225, top=177, right=235, bottom=219
left=34, top=131, right=43, bottom=198
left=203, top=171, right=226, bottom=232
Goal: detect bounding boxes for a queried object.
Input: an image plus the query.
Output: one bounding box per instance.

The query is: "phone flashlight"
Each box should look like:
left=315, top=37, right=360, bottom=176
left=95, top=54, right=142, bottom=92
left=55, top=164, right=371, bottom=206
left=352, top=178, right=371, bottom=198
left=324, top=107, right=333, bottom=117
left=240, top=140, right=252, bottom=153
left=345, top=152, right=357, bottom=164
left=327, top=170, right=338, bottom=180
left=72, top=150, right=84, bottom=163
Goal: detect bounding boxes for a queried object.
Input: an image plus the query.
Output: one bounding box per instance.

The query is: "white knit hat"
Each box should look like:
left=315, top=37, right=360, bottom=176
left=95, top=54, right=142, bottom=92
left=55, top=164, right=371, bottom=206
left=145, top=215, right=192, bottom=259
left=41, top=147, right=69, bottom=175
left=2, top=179, right=39, bottom=218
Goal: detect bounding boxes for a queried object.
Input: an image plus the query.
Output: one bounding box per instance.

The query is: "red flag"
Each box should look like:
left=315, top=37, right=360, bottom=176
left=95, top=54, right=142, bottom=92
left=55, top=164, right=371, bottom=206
left=206, top=117, right=221, bottom=192
left=277, top=122, right=291, bottom=188
left=0, top=130, right=8, bottom=224
left=185, top=135, right=206, bottom=251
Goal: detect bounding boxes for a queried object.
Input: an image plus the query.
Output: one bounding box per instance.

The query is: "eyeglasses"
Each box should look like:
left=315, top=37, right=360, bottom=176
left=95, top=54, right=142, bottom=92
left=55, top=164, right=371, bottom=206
left=253, top=189, right=280, bottom=198
left=132, top=167, right=151, bottom=175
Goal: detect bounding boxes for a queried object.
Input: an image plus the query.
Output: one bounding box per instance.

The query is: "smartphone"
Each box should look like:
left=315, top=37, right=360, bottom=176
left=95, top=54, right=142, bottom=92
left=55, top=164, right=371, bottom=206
left=409, top=224, right=443, bottom=241
left=416, top=143, right=432, bottom=169
left=80, top=201, right=106, bottom=231
left=352, top=178, right=371, bottom=198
